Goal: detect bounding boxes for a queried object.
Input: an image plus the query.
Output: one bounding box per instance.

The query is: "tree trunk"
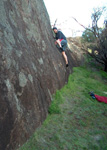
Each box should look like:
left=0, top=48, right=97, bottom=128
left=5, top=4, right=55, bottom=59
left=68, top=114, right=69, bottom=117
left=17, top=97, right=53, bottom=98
left=104, top=64, right=107, bottom=72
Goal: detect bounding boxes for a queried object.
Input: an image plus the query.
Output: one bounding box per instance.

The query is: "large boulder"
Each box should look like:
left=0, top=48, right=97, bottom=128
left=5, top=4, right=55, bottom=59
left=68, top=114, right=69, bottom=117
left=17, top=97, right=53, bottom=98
left=0, top=0, right=79, bottom=149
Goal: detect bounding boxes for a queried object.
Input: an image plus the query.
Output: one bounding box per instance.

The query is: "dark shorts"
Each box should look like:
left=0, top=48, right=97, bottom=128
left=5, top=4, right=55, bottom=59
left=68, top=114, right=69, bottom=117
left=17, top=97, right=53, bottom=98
left=61, top=39, right=67, bottom=51
left=56, top=39, right=67, bottom=52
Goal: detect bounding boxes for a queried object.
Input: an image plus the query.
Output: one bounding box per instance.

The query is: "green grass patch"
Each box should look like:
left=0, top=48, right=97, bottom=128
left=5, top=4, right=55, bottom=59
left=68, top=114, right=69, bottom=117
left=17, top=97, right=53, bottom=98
left=19, top=66, right=107, bottom=150
left=48, top=90, right=64, bottom=114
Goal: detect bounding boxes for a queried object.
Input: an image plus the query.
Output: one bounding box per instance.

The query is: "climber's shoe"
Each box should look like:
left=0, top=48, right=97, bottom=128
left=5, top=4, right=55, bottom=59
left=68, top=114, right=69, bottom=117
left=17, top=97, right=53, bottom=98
left=66, top=64, right=69, bottom=67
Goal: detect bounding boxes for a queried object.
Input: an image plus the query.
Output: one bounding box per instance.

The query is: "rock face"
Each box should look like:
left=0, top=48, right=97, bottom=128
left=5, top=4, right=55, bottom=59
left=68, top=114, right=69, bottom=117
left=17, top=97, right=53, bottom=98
left=67, top=37, right=84, bottom=62
left=0, top=0, right=79, bottom=150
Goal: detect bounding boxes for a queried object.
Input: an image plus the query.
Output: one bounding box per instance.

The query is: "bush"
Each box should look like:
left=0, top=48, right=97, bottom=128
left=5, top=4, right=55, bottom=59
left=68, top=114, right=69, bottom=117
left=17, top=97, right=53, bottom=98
left=82, top=29, right=96, bottom=43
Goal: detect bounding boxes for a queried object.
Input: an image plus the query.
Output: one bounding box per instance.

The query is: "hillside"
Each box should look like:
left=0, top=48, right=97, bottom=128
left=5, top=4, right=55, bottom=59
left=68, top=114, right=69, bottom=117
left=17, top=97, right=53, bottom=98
left=19, top=65, right=107, bottom=150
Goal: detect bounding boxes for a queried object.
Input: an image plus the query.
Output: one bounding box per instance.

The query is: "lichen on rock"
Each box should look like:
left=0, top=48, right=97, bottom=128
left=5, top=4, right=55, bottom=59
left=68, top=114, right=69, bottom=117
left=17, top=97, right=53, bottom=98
left=19, top=72, right=28, bottom=88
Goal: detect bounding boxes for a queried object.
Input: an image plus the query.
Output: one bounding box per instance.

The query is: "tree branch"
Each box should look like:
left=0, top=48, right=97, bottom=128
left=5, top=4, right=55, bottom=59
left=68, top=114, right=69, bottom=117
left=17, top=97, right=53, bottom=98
left=72, top=17, right=98, bottom=37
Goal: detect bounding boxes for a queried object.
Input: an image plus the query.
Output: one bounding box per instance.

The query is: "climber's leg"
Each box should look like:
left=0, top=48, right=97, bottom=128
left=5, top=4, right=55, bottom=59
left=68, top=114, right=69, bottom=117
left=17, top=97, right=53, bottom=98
left=62, top=51, right=68, bottom=67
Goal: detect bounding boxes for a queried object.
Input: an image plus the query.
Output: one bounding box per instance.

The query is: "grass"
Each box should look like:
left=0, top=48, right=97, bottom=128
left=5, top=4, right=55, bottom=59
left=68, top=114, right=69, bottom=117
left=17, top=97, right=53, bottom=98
left=19, top=66, right=107, bottom=150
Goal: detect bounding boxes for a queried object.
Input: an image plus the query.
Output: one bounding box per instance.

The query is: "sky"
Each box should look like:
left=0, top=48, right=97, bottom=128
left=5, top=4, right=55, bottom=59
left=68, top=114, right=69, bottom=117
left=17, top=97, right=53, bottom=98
left=43, top=0, right=107, bottom=37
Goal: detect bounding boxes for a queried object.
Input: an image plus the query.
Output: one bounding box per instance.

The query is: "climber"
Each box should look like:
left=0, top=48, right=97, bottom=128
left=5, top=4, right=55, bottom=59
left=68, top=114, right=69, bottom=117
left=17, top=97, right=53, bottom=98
left=53, top=27, right=69, bottom=67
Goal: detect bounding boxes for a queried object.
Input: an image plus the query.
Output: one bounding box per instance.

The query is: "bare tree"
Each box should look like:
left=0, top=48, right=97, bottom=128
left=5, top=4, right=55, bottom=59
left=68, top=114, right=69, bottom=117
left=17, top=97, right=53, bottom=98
left=73, top=7, right=107, bottom=71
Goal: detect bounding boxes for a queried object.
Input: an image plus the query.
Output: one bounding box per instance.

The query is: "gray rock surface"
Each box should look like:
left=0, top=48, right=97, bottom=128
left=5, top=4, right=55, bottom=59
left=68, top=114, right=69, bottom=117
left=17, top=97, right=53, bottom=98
left=0, top=0, right=80, bottom=149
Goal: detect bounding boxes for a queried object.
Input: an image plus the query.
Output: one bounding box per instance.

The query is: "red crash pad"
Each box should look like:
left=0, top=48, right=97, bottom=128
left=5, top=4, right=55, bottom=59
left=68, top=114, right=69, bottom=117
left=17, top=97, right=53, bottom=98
left=95, top=95, right=107, bottom=104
